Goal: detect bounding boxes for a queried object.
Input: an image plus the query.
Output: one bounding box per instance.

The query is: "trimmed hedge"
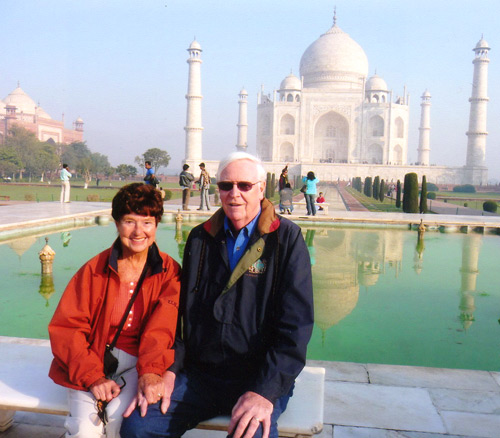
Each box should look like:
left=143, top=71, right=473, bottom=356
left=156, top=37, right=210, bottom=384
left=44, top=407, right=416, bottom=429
left=453, top=184, right=476, bottom=193
left=427, top=192, right=436, bottom=200
left=403, top=173, right=419, bottom=213
left=483, top=201, right=498, bottom=213
left=427, top=182, right=438, bottom=191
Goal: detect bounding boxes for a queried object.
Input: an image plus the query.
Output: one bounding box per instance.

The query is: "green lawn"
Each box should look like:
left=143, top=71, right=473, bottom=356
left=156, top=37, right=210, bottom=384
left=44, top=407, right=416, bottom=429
left=0, top=181, right=183, bottom=202
left=346, top=187, right=403, bottom=212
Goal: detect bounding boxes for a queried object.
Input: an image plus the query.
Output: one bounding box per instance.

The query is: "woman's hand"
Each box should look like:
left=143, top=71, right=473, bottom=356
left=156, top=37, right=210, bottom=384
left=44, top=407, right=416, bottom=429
left=89, top=377, right=122, bottom=402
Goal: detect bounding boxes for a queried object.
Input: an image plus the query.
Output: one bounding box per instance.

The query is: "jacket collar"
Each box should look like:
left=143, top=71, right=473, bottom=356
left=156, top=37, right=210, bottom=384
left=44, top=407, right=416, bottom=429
left=203, top=198, right=280, bottom=238
left=108, top=238, right=165, bottom=275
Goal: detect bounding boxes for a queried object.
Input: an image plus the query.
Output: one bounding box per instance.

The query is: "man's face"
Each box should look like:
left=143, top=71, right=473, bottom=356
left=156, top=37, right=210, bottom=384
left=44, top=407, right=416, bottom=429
left=145, top=163, right=151, bottom=169
left=219, top=160, right=265, bottom=231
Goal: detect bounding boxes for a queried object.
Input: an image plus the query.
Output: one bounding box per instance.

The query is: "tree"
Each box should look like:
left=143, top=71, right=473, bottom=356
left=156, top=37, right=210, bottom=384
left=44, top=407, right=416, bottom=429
left=116, top=164, right=138, bottom=180
left=403, top=173, right=419, bottom=213
left=4, top=126, right=40, bottom=180
left=34, top=143, right=59, bottom=182
left=419, top=175, right=428, bottom=213
left=138, top=148, right=171, bottom=173
left=396, top=180, right=402, bottom=208
left=379, top=179, right=385, bottom=202
left=372, top=176, right=380, bottom=199
left=0, top=146, right=22, bottom=178
left=364, top=177, right=372, bottom=197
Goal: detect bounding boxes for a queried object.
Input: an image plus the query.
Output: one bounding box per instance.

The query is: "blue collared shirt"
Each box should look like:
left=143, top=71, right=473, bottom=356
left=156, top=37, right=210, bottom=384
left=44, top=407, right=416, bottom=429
left=224, top=210, right=261, bottom=271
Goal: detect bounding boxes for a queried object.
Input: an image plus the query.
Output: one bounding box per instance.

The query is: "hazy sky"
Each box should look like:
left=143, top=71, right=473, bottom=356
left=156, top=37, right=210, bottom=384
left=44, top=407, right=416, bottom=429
left=2, top=0, right=499, bottom=180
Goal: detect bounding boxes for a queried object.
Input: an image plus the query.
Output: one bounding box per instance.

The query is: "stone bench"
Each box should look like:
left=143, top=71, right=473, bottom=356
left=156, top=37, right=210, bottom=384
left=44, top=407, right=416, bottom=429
left=293, top=201, right=329, bottom=214
left=0, top=336, right=325, bottom=437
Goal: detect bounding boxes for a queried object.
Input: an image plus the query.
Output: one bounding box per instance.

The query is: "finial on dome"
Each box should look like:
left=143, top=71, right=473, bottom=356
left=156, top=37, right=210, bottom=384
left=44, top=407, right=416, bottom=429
left=17, top=81, right=20, bottom=88
left=333, top=6, right=337, bottom=26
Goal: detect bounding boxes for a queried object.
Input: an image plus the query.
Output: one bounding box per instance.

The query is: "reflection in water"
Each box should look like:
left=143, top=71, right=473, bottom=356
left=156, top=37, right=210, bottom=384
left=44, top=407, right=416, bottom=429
left=302, top=226, right=486, bottom=336
left=459, top=233, right=482, bottom=329
left=39, top=274, right=56, bottom=307
left=61, top=231, right=72, bottom=247
left=1, top=223, right=499, bottom=370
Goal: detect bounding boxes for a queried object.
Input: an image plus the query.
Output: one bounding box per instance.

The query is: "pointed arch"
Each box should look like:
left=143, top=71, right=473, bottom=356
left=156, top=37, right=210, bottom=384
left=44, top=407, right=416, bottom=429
left=393, top=144, right=403, bottom=165
left=367, top=143, right=383, bottom=164
left=280, top=114, right=295, bottom=135
left=395, top=117, right=404, bottom=138
left=279, top=142, right=294, bottom=162
left=313, top=111, right=349, bottom=163
left=369, top=115, right=384, bottom=136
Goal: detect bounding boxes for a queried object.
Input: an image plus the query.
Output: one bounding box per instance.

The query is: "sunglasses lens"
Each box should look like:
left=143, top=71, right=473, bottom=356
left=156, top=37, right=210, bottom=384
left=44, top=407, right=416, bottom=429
left=237, top=182, right=253, bottom=191
left=217, top=182, right=233, bottom=191
left=217, top=181, right=257, bottom=192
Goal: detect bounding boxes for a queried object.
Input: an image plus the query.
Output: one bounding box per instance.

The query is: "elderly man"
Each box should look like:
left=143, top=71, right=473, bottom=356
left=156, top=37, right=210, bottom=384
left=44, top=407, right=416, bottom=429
left=121, top=152, right=314, bottom=438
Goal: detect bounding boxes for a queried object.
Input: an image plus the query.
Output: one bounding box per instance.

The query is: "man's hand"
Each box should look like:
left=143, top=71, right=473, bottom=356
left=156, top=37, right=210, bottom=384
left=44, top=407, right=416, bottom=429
left=89, top=377, right=122, bottom=402
left=122, top=371, right=176, bottom=418
left=228, top=391, right=273, bottom=438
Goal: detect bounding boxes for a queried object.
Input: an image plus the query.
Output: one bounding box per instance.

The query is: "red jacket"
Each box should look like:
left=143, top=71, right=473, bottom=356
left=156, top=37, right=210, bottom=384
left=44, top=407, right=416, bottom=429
left=48, top=240, right=181, bottom=391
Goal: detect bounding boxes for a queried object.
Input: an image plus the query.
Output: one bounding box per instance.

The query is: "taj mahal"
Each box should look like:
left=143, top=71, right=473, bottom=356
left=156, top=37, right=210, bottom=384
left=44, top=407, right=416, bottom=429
left=183, top=13, right=491, bottom=186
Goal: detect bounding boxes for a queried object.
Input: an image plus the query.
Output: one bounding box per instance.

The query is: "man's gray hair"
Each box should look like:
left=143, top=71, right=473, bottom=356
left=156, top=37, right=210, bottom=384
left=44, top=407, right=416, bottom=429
left=217, top=152, right=267, bottom=182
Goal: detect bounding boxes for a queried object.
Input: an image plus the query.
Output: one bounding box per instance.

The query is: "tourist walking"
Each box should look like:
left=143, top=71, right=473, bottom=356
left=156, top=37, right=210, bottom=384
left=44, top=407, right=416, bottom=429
left=197, top=162, right=211, bottom=211
left=302, top=171, right=319, bottom=216
left=179, top=164, right=195, bottom=210
left=60, top=163, right=72, bottom=203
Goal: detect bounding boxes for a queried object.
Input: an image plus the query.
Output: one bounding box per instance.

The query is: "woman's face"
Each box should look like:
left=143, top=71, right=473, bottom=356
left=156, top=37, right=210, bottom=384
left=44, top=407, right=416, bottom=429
left=116, top=213, right=157, bottom=257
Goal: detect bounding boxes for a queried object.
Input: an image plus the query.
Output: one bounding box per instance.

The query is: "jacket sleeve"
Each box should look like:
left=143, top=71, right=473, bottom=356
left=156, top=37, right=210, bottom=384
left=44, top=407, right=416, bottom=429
left=167, top=230, right=198, bottom=375
left=137, top=255, right=181, bottom=377
left=48, top=262, right=107, bottom=389
left=250, top=225, right=314, bottom=403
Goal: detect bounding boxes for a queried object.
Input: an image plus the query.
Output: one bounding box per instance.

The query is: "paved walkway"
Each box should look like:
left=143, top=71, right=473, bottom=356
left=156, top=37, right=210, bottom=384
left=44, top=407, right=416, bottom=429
left=1, top=198, right=500, bottom=437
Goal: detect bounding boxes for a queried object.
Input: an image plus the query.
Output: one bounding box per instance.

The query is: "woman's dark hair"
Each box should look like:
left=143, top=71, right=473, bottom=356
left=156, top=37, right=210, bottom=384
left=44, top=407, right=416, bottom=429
left=112, top=183, right=163, bottom=224
left=307, top=171, right=315, bottom=180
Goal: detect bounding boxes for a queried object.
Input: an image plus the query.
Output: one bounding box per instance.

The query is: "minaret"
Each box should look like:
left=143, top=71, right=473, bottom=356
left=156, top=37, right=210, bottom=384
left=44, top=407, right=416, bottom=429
left=465, top=37, right=490, bottom=179
left=417, top=90, right=431, bottom=166
left=184, top=39, right=203, bottom=162
left=236, top=88, right=248, bottom=152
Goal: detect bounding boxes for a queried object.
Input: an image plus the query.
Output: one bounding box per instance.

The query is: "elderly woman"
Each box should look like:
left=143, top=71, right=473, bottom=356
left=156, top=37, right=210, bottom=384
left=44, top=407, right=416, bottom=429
left=48, top=183, right=181, bottom=438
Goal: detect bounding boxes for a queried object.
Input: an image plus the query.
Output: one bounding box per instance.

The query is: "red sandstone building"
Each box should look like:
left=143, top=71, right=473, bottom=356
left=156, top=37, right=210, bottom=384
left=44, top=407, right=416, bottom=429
left=0, top=85, right=83, bottom=144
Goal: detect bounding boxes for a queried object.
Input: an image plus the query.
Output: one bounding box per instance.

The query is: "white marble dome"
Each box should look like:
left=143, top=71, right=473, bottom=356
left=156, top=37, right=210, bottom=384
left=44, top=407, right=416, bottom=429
left=475, top=38, right=490, bottom=50
left=189, top=39, right=202, bottom=51
left=366, top=74, right=388, bottom=91
left=280, top=73, right=302, bottom=91
left=3, top=86, right=51, bottom=118
left=299, top=22, right=369, bottom=89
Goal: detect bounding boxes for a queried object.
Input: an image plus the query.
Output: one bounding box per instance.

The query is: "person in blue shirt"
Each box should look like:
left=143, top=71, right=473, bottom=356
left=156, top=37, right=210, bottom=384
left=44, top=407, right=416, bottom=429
left=302, top=171, right=319, bottom=216
left=144, top=161, right=156, bottom=186
left=121, top=152, right=314, bottom=438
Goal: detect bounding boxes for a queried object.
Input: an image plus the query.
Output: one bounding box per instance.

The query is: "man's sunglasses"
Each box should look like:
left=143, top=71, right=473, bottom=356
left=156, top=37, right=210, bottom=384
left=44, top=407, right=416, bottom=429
left=217, top=181, right=260, bottom=192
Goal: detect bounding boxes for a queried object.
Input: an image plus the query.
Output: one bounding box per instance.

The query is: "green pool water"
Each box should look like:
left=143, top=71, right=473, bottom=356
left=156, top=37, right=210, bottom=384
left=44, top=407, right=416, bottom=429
left=1, top=223, right=499, bottom=371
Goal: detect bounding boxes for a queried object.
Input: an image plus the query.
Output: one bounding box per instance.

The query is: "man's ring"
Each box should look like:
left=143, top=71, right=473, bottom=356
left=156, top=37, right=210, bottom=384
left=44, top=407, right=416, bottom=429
left=252, top=417, right=261, bottom=422
left=158, top=394, right=162, bottom=398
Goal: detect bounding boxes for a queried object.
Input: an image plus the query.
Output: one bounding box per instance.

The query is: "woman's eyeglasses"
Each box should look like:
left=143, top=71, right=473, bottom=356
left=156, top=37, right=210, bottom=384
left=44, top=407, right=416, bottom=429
left=217, top=181, right=260, bottom=192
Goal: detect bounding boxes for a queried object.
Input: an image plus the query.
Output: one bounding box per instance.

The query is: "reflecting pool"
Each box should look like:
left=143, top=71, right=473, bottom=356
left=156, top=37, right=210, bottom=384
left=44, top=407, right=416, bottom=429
left=1, top=223, right=499, bottom=371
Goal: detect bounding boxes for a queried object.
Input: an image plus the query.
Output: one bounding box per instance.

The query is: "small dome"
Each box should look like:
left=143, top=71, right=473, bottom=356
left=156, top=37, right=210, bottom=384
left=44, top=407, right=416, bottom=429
left=280, top=73, right=302, bottom=91
left=366, top=74, right=388, bottom=91
left=76, top=117, right=84, bottom=123
left=3, top=86, right=52, bottom=119
left=300, top=22, right=368, bottom=89
left=239, top=88, right=248, bottom=95
left=421, top=89, right=431, bottom=98
left=475, top=38, right=490, bottom=50
left=188, top=39, right=202, bottom=51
